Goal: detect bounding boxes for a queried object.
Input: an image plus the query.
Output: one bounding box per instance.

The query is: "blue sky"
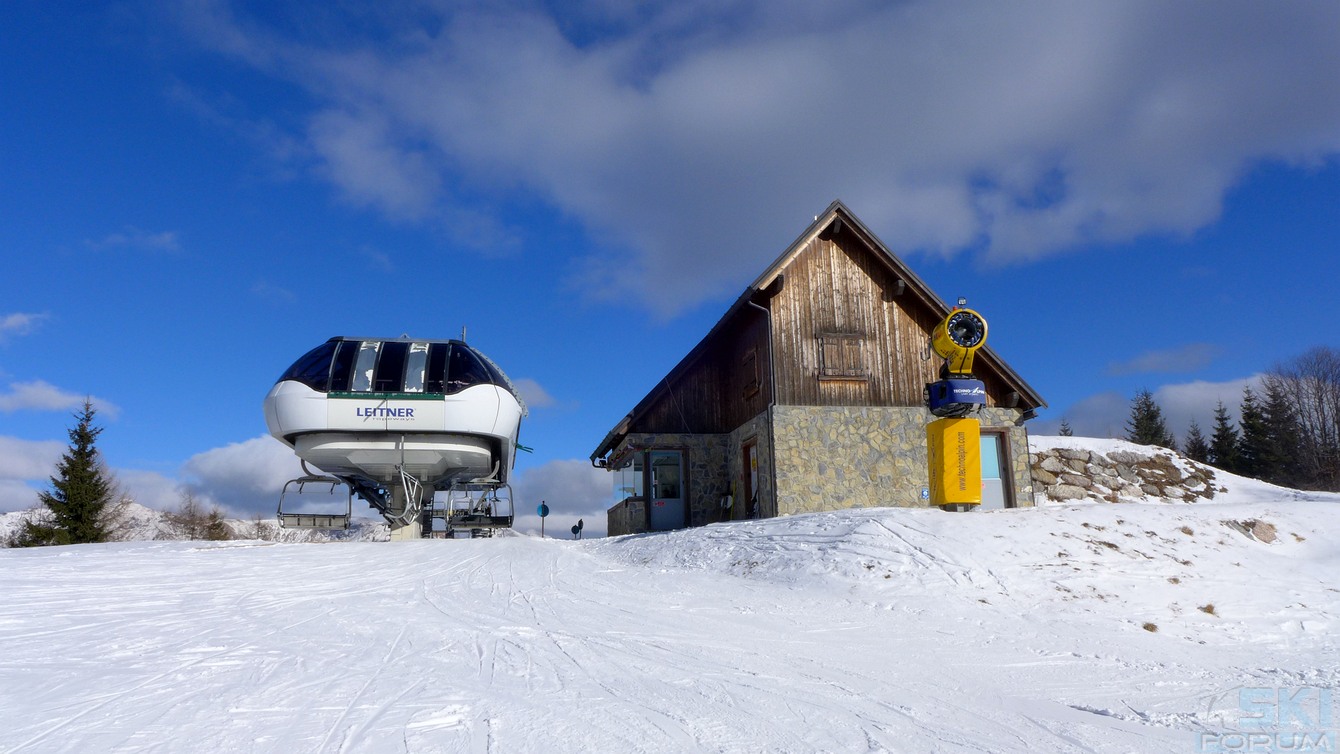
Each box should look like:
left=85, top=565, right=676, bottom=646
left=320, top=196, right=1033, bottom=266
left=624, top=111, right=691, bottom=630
left=3, top=1, right=1339, bottom=534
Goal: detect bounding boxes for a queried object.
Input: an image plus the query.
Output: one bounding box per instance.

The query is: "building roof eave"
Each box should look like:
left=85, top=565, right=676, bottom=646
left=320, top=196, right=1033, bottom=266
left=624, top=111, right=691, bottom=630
left=589, top=286, right=768, bottom=463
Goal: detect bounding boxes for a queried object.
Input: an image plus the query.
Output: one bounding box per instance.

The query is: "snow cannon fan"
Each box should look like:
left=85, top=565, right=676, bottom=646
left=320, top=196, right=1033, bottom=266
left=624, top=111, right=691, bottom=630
left=931, top=303, right=987, bottom=376
left=926, top=298, right=988, bottom=511
left=925, top=300, right=988, bottom=419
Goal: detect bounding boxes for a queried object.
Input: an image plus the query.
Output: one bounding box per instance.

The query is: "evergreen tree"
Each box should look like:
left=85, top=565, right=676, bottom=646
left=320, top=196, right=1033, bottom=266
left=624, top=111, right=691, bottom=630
left=15, top=400, right=113, bottom=546
left=1125, top=389, right=1177, bottom=449
left=1208, top=400, right=1241, bottom=473
left=1183, top=420, right=1210, bottom=463
left=1260, top=376, right=1302, bottom=486
left=204, top=507, right=233, bottom=541
left=1237, top=386, right=1270, bottom=480
left=1058, top=419, right=1073, bottom=437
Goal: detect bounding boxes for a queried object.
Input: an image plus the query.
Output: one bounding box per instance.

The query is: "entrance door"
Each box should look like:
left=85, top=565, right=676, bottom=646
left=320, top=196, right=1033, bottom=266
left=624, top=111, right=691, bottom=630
left=979, top=433, right=1011, bottom=510
left=741, top=440, right=758, bottom=519
left=649, top=450, right=685, bottom=530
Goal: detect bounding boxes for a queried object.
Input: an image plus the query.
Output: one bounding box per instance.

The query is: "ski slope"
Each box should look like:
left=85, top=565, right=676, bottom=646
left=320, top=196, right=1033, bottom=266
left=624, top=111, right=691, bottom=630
left=3, top=437, right=1339, bottom=752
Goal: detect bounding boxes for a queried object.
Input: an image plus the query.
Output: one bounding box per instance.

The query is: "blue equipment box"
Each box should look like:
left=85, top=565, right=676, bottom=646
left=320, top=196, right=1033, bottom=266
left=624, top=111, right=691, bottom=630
left=926, top=379, right=987, bottom=417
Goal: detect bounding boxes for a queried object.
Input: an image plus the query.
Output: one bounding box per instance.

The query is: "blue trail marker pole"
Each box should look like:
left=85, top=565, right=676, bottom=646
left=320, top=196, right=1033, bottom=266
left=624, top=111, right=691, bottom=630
left=537, top=501, right=549, bottom=538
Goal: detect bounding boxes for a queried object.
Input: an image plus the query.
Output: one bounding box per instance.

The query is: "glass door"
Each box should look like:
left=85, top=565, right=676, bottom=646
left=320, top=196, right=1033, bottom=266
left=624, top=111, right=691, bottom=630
left=648, top=450, right=685, bottom=530
left=979, top=433, right=1010, bottom=510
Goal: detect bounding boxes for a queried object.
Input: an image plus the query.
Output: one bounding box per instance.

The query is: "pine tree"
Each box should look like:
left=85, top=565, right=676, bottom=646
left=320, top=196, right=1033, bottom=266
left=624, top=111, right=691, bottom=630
left=1260, top=376, right=1302, bottom=485
left=1183, top=420, right=1210, bottom=463
left=1208, top=400, right=1241, bottom=473
left=1058, top=419, right=1073, bottom=437
left=1237, top=386, right=1270, bottom=480
left=1125, top=389, right=1177, bottom=449
left=15, top=400, right=113, bottom=546
left=204, top=507, right=233, bottom=541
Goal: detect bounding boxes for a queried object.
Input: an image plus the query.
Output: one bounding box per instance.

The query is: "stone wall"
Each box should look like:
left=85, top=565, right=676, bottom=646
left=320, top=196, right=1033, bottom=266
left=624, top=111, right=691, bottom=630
left=1029, top=445, right=1218, bottom=503
left=723, top=410, right=774, bottom=520
left=772, top=406, right=1033, bottom=514
left=607, top=497, right=646, bottom=537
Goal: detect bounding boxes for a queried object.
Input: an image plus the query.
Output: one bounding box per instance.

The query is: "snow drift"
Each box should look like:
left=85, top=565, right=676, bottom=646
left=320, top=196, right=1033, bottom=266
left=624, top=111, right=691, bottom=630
left=1, top=436, right=1337, bottom=752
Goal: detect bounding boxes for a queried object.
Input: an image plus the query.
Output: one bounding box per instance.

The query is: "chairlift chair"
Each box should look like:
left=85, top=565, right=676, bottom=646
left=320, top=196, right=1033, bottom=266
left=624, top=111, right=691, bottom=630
left=276, top=474, right=352, bottom=530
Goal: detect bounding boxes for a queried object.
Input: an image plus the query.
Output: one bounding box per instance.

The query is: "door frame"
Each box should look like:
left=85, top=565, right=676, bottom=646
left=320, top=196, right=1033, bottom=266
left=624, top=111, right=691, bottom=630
left=979, top=429, right=1016, bottom=509
left=637, top=447, right=690, bottom=531
left=740, top=438, right=759, bottom=520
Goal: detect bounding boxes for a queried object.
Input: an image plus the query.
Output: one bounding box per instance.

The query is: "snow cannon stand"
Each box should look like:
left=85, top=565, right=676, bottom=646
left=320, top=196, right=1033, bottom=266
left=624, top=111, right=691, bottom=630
left=925, top=300, right=988, bottom=511
left=927, top=417, right=981, bottom=509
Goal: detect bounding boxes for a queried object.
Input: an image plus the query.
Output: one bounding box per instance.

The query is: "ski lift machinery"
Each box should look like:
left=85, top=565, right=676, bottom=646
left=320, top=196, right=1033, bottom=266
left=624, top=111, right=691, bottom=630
left=263, top=335, right=528, bottom=540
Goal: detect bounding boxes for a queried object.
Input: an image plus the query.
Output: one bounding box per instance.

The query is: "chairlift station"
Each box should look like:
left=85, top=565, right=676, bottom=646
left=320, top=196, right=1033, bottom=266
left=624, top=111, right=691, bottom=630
left=264, top=336, right=527, bottom=539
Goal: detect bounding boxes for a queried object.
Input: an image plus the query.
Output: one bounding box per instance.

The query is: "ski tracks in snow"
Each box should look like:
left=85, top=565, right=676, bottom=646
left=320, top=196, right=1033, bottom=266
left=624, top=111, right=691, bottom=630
left=4, top=510, right=1336, bottom=753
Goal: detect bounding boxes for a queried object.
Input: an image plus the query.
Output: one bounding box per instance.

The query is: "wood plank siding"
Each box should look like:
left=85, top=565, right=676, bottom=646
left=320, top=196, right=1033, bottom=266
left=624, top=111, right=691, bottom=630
left=627, top=307, right=772, bottom=434
left=768, top=227, right=1018, bottom=408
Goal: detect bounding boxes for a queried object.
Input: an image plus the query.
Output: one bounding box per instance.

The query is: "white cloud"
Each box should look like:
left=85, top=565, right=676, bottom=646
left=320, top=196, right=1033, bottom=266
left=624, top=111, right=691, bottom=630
left=357, top=245, right=395, bottom=272
left=179, top=435, right=305, bottom=515
left=308, top=109, right=442, bottom=220
left=510, top=459, right=612, bottom=537
left=0, top=436, right=64, bottom=481
left=1107, top=343, right=1220, bottom=376
left=179, top=1, right=1340, bottom=315
left=513, top=378, right=556, bottom=409
left=4, top=435, right=297, bottom=517
left=0, top=479, right=40, bottom=514
left=0, top=381, right=121, bottom=419
left=0, top=312, right=47, bottom=341
left=1035, top=391, right=1129, bottom=439
left=0, top=437, right=64, bottom=512
left=116, top=469, right=186, bottom=512
left=250, top=280, right=297, bottom=304
left=0, top=437, right=192, bottom=514
left=1038, top=375, right=1264, bottom=441
left=1152, top=375, right=1264, bottom=440
left=86, top=227, right=181, bottom=253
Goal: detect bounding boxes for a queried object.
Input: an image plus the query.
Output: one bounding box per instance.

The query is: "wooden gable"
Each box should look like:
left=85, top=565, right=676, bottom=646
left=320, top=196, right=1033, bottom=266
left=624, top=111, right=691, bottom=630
left=764, top=217, right=1029, bottom=409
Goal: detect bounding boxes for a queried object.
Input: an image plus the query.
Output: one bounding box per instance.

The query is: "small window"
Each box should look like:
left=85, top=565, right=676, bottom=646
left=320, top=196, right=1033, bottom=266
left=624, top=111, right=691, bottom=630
left=374, top=341, right=409, bottom=392
left=478, top=351, right=509, bottom=388
left=403, top=342, right=430, bottom=393
left=446, top=345, right=490, bottom=394
left=425, top=343, right=449, bottom=394
left=329, top=340, right=360, bottom=392
left=742, top=348, right=760, bottom=399
left=818, top=332, right=868, bottom=380
left=279, top=341, right=337, bottom=392
left=351, top=341, right=381, bottom=392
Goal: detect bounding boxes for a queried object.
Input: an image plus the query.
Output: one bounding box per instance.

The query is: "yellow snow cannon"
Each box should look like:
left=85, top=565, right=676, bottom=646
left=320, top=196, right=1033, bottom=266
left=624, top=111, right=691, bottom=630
left=931, top=307, right=988, bottom=376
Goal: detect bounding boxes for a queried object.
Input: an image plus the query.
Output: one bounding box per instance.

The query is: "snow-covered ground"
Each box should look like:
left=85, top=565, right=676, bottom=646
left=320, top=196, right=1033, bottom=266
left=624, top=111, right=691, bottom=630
left=2, top=438, right=1338, bottom=752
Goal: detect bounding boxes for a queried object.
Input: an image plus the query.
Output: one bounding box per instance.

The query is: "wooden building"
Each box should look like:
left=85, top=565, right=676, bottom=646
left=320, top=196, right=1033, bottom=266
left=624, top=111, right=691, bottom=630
left=591, top=201, right=1046, bottom=535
